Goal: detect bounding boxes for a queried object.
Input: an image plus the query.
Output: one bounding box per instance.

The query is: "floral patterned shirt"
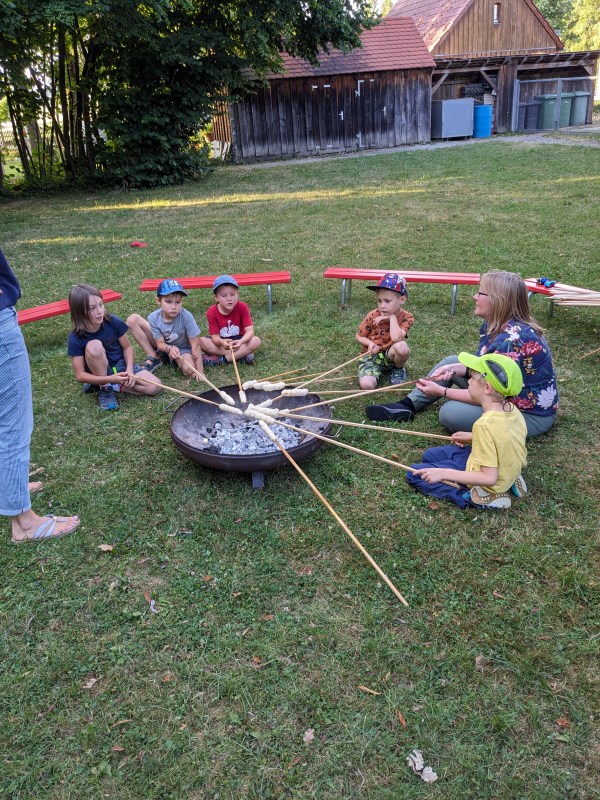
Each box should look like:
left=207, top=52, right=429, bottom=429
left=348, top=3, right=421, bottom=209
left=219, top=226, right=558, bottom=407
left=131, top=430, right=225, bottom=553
left=476, top=319, right=558, bottom=416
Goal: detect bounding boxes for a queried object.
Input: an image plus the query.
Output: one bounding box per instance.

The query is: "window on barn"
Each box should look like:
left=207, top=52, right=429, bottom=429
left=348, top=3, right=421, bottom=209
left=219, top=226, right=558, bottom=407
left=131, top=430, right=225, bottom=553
left=493, top=3, right=501, bottom=24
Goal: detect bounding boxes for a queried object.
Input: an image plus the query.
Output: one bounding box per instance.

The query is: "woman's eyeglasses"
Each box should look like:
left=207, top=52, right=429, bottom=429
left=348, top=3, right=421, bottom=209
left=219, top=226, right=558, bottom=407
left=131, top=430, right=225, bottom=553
left=475, top=288, right=489, bottom=297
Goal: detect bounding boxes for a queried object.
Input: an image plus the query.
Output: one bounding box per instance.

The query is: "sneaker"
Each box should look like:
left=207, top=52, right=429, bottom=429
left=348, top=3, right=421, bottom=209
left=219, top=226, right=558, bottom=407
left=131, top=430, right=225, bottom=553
left=99, top=388, right=119, bottom=411
left=390, top=367, right=407, bottom=385
left=365, top=401, right=415, bottom=423
left=244, top=353, right=255, bottom=365
left=83, top=383, right=98, bottom=394
left=470, top=486, right=511, bottom=509
left=202, top=354, right=226, bottom=367
left=510, top=474, right=528, bottom=498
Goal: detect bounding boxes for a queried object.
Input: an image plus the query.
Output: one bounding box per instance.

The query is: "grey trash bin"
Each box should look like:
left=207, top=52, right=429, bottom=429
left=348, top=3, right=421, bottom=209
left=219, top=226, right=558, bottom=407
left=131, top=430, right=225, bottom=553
left=569, top=92, right=590, bottom=126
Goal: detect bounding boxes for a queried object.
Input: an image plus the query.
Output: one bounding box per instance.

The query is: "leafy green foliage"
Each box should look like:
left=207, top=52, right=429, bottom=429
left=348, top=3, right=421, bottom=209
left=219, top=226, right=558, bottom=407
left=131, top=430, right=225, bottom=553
left=0, top=0, right=376, bottom=188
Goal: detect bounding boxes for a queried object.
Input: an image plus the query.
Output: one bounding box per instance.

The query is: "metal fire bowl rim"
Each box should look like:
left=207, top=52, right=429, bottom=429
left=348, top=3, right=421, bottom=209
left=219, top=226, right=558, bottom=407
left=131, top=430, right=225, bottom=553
left=170, top=384, right=333, bottom=473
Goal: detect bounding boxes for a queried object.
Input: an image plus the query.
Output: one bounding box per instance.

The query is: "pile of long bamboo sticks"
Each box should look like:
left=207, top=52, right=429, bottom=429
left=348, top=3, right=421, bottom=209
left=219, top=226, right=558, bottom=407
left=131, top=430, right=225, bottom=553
left=547, top=282, right=600, bottom=306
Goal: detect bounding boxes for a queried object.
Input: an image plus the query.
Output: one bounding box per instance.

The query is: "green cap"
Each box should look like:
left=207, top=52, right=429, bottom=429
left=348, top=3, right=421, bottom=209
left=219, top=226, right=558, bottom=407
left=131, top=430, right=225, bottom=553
left=458, top=352, right=523, bottom=397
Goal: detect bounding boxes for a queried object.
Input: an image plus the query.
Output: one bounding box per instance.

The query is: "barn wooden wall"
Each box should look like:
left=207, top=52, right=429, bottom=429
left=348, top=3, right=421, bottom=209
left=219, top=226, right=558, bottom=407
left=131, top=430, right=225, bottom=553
left=228, top=70, right=432, bottom=162
left=434, top=0, right=559, bottom=57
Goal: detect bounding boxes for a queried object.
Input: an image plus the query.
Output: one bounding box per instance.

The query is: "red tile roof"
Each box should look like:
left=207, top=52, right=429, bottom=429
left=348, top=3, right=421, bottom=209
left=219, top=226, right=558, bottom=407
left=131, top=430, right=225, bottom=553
left=387, top=0, right=474, bottom=50
left=270, top=17, right=435, bottom=80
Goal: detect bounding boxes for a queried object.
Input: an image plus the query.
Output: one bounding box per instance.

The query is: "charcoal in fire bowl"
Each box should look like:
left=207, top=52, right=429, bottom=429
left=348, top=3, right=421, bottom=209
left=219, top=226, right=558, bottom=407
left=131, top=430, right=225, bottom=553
left=170, top=384, right=333, bottom=483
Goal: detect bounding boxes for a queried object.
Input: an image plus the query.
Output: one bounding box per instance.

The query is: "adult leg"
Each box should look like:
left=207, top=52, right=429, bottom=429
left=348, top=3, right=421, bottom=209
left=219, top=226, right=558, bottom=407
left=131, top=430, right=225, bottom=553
left=0, top=308, right=78, bottom=540
left=523, top=412, right=556, bottom=438
left=366, top=355, right=463, bottom=421
left=438, top=400, right=483, bottom=433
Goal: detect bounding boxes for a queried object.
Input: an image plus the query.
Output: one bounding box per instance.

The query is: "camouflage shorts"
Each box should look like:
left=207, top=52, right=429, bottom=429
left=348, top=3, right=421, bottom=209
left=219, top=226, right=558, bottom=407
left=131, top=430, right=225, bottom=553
left=358, top=351, right=395, bottom=381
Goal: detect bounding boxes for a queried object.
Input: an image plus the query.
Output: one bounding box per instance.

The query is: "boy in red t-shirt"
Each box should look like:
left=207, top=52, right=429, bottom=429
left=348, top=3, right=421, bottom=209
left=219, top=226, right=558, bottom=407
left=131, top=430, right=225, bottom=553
left=206, top=275, right=261, bottom=364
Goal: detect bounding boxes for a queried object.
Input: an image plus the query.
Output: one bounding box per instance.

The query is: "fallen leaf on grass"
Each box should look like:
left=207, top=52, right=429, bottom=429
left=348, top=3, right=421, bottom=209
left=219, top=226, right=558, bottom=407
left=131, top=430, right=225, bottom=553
left=358, top=685, right=381, bottom=696
left=428, top=501, right=440, bottom=510
left=203, top=575, right=212, bottom=582
left=397, top=710, right=407, bottom=728
left=83, top=676, right=102, bottom=689
left=110, top=719, right=132, bottom=728
left=264, top=614, right=274, bottom=621
left=38, top=702, right=57, bottom=718
left=108, top=580, right=118, bottom=592
left=297, top=566, right=313, bottom=576
left=98, top=544, right=114, bottom=552
left=556, top=718, right=571, bottom=729
left=492, top=590, right=505, bottom=599
left=288, top=756, right=302, bottom=768
left=232, top=592, right=241, bottom=598
left=143, top=590, right=151, bottom=603
left=111, top=745, right=125, bottom=752
left=252, top=655, right=262, bottom=664
left=421, top=766, right=438, bottom=783
left=303, top=728, right=315, bottom=745
left=162, top=673, right=173, bottom=682
left=475, top=655, right=491, bottom=674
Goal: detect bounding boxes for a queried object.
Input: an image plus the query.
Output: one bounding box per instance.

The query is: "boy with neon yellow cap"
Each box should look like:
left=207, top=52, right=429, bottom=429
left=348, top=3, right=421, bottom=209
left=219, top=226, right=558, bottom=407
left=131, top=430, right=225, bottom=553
left=407, top=352, right=527, bottom=509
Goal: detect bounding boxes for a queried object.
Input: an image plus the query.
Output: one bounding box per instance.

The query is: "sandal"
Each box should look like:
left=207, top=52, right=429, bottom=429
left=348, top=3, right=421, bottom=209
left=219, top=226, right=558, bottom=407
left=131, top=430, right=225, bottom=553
left=141, top=354, right=163, bottom=372
left=12, top=514, right=80, bottom=543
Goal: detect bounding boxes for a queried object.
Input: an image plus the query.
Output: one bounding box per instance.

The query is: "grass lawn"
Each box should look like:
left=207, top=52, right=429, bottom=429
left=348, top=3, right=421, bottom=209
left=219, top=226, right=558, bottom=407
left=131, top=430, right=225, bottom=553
left=1, top=141, right=599, bottom=799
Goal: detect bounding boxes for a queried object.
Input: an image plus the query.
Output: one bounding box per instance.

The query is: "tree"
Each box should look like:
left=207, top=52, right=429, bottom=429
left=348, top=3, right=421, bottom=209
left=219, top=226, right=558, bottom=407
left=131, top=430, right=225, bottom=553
left=534, top=0, right=573, bottom=37
left=0, top=0, right=377, bottom=188
left=563, top=0, right=600, bottom=49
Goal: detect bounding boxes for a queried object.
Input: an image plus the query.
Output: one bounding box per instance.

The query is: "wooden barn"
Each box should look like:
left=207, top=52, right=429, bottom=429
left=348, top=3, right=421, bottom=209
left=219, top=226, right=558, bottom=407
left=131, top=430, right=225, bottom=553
left=387, top=0, right=599, bottom=132
left=221, top=18, right=436, bottom=162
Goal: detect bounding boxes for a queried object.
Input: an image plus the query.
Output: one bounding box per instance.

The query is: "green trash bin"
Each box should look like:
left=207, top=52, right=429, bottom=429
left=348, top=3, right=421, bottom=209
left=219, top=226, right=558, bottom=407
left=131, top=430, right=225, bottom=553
left=535, top=94, right=557, bottom=129
left=570, top=91, right=590, bottom=125
left=559, top=92, right=574, bottom=127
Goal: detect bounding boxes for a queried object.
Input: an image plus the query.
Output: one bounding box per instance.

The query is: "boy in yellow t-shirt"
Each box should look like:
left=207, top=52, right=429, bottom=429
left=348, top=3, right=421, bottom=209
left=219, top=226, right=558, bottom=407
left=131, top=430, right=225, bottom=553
left=407, top=352, right=527, bottom=509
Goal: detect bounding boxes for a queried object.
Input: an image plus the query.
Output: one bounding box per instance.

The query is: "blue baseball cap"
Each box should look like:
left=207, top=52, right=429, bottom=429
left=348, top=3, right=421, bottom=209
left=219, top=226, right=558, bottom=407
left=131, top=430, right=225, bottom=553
left=367, top=272, right=408, bottom=296
left=212, top=274, right=239, bottom=292
left=157, top=278, right=188, bottom=297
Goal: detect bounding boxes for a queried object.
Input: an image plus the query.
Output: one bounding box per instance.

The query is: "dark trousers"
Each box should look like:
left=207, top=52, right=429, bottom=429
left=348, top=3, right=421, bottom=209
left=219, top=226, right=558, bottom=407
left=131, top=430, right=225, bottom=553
left=406, top=445, right=474, bottom=509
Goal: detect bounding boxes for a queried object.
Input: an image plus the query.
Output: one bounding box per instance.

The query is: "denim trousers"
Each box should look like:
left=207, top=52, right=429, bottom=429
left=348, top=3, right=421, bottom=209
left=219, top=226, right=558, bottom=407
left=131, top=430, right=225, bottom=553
left=0, top=307, right=33, bottom=515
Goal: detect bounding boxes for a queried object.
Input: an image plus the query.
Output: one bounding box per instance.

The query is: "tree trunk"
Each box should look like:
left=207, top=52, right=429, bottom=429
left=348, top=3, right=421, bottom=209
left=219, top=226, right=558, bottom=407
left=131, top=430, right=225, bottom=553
left=57, top=24, right=77, bottom=178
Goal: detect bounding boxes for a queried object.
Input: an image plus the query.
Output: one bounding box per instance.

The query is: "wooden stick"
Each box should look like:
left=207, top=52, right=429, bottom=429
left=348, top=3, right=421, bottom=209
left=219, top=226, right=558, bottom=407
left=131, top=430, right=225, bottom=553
left=228, top=343, right=244, bottom=396
left=291, top=380, right=419, bottom=413
left=295, top=352, right=366, bottom=389
left=271, top=416, right=414, bottom=471
left=579, top=345, right=600, bottom=360
left=134, top=373, right=221, bottom=407
left=172, top=353, right=233, bottom=402
left=284, top=412, right=452, bottom=441
left=260, top=425, right=408, bottom=606
left=315, top=388, right=411, bottom=395
left=258, top=367, right=307, bottom=382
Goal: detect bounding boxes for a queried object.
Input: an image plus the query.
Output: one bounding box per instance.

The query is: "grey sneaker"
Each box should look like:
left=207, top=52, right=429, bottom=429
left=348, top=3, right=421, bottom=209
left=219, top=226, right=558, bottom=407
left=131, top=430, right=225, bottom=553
left=390, top=367, right=407, bottom=385
left=510, top=474, right=528, bottom=498
left=99, top=388, right=119, bottom=411
left=244, top=353, right=255, bottom=365
left=83, top=383, right=98, bottom=394
left=470, top=486, right=511, bottom=509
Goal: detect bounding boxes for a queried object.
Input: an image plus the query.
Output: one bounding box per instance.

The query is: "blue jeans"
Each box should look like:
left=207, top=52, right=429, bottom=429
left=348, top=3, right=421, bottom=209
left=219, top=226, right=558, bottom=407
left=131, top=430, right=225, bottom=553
left=0, top=307, right=33, bottom=516
left=406, top=445, right=474, bottom=509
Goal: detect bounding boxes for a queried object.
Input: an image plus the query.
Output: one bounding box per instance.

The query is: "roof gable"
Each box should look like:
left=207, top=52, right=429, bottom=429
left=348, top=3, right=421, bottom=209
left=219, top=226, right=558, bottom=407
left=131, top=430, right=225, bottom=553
left=270, top=17, right=435, bottom=80
left=387, top=0, right=563, bottom=52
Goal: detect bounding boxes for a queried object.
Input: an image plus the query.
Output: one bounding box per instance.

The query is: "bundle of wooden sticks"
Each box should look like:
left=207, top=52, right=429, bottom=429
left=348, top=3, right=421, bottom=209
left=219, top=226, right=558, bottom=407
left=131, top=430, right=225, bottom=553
left=547, top=282, right=600, bottom=306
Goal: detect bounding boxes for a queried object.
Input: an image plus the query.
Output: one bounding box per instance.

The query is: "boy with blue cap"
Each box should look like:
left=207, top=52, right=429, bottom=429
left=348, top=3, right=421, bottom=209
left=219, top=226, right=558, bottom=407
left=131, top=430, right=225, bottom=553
left=356, top=272, right=413, bottom=389
left=406, top=352, right=527, bottom=509
left=127, top=279, right=224, bottom=377
left=206, top=275, right=261, bottom=365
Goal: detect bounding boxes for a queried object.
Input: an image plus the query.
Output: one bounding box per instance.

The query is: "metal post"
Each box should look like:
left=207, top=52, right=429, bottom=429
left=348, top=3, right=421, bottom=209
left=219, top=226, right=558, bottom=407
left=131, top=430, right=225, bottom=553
left=450, top=284, right=458, bottom=316
left=267, top=284, right=272, bottom=313
left=341, top=279, right=347, bottom=306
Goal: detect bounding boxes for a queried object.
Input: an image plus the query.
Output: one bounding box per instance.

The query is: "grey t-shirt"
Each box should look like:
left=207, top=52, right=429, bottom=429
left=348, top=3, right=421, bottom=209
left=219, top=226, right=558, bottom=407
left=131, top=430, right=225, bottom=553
left=148, top=307, right=201, bottom=353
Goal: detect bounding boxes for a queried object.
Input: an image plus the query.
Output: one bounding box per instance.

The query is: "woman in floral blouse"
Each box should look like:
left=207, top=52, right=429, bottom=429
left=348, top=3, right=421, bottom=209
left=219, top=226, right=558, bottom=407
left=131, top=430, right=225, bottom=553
left=366, top=270, right=558, bottom=437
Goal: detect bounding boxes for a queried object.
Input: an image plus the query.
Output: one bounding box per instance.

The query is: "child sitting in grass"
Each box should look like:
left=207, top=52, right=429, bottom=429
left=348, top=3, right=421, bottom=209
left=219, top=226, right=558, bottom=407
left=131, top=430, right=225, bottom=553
left=406, top=352, right=527, bottom=509
left=127, top=279, right=224, bottom=377
left=68, top=284, right=162, bottom=411
left=356, top=273, right=413, bottom=390
left=206, top=275, right=261, bottom=365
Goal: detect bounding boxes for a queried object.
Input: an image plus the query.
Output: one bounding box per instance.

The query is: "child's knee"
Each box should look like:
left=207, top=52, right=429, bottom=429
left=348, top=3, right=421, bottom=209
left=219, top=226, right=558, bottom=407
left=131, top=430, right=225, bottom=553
left=126, top=313, right=143, bottom=328
left=85, top=339, right=106, bottom=359
left=251, top=336, right=261, bottom=351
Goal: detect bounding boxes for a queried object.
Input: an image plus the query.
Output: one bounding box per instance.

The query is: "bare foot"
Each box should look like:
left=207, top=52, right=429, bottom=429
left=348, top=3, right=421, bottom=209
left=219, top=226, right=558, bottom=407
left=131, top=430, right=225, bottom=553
left=28, top=481, right=43, bottom=493
left=12, top=512, right=80, bottom=543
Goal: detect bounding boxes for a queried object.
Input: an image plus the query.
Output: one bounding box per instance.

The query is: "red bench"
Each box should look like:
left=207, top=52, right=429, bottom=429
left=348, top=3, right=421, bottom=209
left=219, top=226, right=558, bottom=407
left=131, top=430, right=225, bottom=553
left=17, top=289, right=122, bottom=325
left=139, top=271, right=291, bottom=313
left=323, top=267, right=481, bottom=315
